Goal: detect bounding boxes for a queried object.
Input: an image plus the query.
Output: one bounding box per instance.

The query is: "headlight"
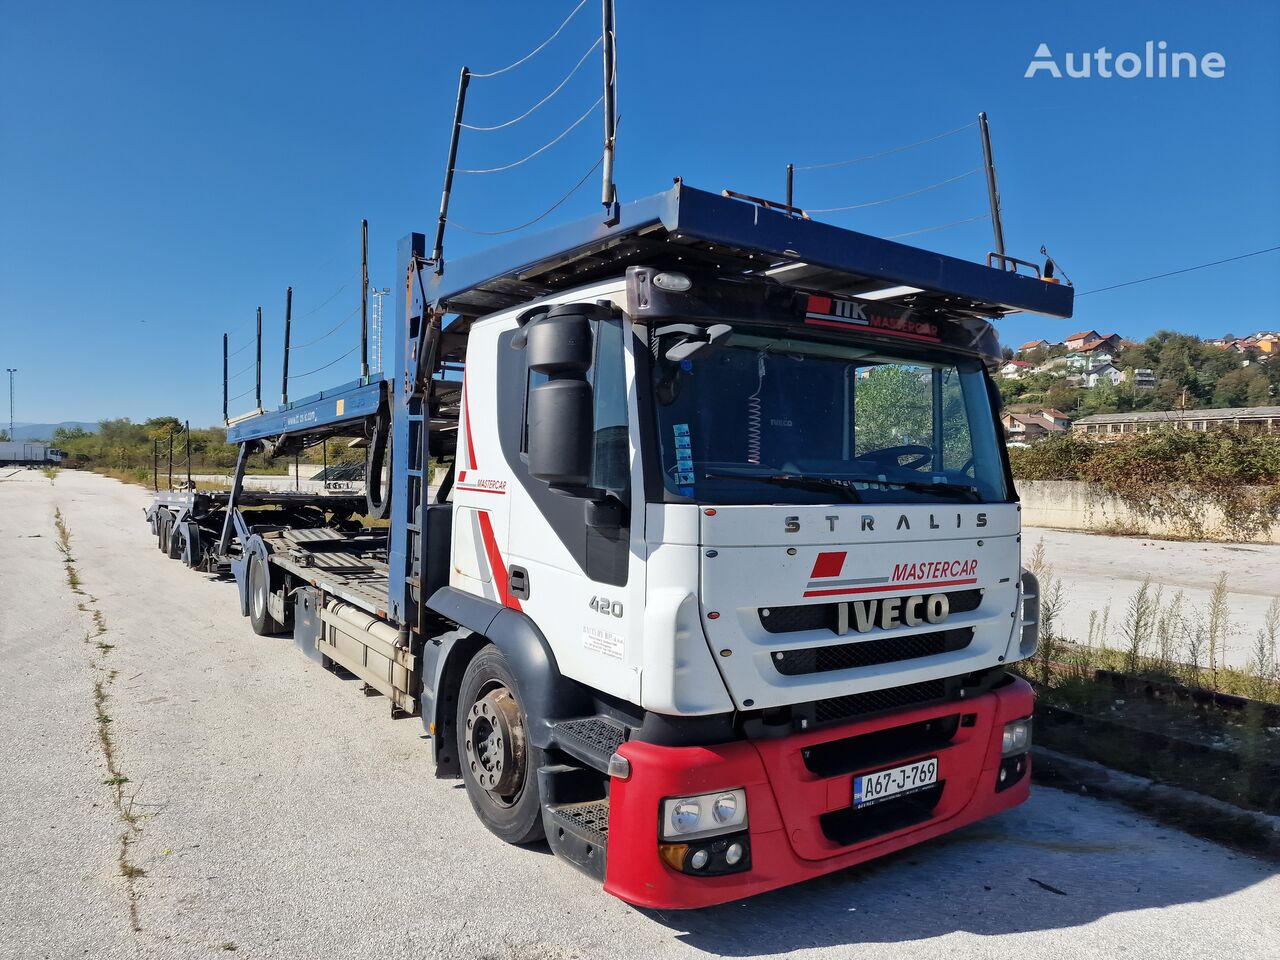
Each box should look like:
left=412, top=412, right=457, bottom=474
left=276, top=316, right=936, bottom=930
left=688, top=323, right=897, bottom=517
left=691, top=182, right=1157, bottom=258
left=661, top=788, right=748, bottom=840
left=1002, top=718, right=1032, bottom=756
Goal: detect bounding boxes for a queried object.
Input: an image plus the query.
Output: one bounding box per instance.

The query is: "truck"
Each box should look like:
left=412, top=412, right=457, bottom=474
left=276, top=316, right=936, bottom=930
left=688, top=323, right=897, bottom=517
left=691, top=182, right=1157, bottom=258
left=146, top=182, right=1072, bottom=908
left=0, top=441, right=63, bottom=466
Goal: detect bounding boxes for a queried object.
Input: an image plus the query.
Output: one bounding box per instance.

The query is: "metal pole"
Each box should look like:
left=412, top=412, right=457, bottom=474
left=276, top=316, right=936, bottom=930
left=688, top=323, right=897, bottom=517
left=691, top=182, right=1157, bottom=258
left=282, top=287, right=292, bottom=405
left=255, top=306, right=263, bottom=410
left=5, top=368, right=14, bottom=441
left=222, top=334, right=228, bottom=423
left=361, top=219, right=370, bottom=380
left=432, top=67, right=471, bottom=272
left=167, top=432, right=173, bottom=490
left=185, top=420, right=191, bottom=486
left=785, top=163, right=794, bottom=217
left=978, top=112, right=1005, bottom=257
left=294, top=451, right=299, bottom=491
left=600, top=0, right=617, bottom=221
left=153, top=439, right=158, bottom=491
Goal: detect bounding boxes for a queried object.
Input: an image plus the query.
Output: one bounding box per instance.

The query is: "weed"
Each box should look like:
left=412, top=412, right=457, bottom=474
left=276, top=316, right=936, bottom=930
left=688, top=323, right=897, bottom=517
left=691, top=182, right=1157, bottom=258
left=1119, top=579, right=1157, bottom=673
left=1249, top=597, right=1280, bottom=698
left=103, top=775, right=130, bottom=787
left=1205, top=572, right=1232, bottom=688
left=41, top=466, right=59, bottom=483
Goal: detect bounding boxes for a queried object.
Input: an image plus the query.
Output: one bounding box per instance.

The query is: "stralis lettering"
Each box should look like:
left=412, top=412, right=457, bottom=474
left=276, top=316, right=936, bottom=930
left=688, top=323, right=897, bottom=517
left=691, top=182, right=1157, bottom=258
left=891, top=559, right=978, bottom=583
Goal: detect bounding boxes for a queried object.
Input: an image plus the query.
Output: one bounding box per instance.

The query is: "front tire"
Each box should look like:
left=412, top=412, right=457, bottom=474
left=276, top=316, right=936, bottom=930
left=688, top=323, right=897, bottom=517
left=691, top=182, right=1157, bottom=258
left=456, top=645, right=545, bottom=845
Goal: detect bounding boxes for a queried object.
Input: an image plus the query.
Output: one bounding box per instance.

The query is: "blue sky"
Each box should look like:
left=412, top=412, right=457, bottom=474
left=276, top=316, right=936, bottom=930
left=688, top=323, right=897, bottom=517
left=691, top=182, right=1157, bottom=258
left=2, top=0, right=1277, bottom=426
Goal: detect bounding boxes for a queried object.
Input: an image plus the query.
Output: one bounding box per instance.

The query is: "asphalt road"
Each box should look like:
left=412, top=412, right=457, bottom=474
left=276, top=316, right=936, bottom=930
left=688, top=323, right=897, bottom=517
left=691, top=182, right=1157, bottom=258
left=2, top=468, right=1277, bottom=960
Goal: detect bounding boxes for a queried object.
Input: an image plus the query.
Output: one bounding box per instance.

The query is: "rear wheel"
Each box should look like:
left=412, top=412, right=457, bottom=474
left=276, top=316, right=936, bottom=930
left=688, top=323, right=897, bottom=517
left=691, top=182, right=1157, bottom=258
left=456, top=645, right=545, bottom=845
left=155, top=510, right=171, bottom=551
left=248, top=552, right=284, bottom=636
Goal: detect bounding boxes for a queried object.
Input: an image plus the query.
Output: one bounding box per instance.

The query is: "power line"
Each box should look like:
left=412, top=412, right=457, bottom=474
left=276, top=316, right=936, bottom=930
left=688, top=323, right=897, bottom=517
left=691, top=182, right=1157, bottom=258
left=451, top=156, right=604, bottom=237
left=470, top=0, right=591, bottom=78
left=462, top=36, right=601, bottom=131
left=292, top=268, right=360, bottom=322
left=1076, top=244, right=1280, bottom=297
left=796, top=121, right=978, bottom=172
left=227, top=386, right=255, bottom=403
left=291, top=345, right=358, bottom=380
left=229, top=358, right=257, bottom=380
left=289, top=305, right=360, bottom=350
left=886, top=212, right=990, bottom=240
left=459, top=96, right=602, bottom=174
left=807, top=168, right=983, bottom=214
left=226, top=338, right=255, bottom=358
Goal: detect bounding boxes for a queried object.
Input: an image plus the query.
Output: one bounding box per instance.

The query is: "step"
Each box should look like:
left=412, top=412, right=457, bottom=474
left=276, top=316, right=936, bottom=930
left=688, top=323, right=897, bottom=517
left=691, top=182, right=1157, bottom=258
left=550, top=716, right=628, bottom=772
left=543, top=798, right=610, bottom=882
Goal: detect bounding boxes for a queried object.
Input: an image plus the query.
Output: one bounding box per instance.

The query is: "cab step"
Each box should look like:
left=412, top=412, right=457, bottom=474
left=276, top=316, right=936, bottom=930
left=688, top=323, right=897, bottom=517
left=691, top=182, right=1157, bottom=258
left=549, top=716, right=628, bottom=772
left=539, top=763, right=610, bottom=882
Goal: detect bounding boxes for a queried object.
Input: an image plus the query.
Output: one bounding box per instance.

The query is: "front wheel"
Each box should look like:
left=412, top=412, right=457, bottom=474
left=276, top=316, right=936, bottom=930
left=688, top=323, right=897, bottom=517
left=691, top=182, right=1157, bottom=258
left=456, top=645, right=545, bottom=845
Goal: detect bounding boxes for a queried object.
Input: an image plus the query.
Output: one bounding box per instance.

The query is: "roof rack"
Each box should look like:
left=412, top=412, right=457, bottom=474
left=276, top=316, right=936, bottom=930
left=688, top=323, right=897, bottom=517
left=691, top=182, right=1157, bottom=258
left=427, top=182, right=1074, bottom=324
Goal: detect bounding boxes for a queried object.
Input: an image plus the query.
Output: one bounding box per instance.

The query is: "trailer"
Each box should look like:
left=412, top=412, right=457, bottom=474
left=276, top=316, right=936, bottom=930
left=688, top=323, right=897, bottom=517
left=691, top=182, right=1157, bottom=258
left=0, top=441, right=64, bottom=466
left=148, top=182, right=1071, bottom=907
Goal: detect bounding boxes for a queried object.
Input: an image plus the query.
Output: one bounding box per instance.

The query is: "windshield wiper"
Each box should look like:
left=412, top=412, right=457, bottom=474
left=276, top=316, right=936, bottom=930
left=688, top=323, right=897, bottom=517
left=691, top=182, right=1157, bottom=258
left=702, top=471, right=864, bottom=503
left=840, top=476, right=984, bottom=502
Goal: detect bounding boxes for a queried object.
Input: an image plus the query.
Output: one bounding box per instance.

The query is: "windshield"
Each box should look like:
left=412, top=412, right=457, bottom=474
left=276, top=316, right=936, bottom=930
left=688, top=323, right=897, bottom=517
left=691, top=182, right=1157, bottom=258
left=650, top=328, right=1009, bottom=505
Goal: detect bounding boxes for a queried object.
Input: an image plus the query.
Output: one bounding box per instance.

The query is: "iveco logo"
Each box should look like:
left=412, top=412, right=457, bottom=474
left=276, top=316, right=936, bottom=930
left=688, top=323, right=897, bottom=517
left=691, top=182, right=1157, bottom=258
left=785, top=512, right=989, bottom=533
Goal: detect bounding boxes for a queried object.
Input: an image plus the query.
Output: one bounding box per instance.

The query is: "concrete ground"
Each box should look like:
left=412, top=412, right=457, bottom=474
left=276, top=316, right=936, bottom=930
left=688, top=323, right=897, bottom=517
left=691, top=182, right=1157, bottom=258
left=1024, top=526, right=1280, bottom=669
left=1, top=468, right=1277, bottom=960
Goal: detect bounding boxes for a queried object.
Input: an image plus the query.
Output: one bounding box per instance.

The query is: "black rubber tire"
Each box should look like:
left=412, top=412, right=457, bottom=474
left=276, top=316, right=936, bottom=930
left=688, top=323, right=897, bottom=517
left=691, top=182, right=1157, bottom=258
left=155, top=510, right=171, bottom=551
left=247, top=552, right=284, bottom=636
left=456, top=645, right=545, bottom=845
left=364, top=410, right=392, bottom=521
left=165, top=520, right=183, bottom=560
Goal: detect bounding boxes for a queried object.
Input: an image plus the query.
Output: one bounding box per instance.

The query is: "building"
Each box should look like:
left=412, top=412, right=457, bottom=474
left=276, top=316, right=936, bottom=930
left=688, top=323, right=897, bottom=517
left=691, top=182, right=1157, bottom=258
left=1127, top=367, right=1157, bottom=389
left=1063, top=330, right=1100, bottom=351
left=1001, top=410, right=1070, bottom=442
left=1257, top=334, right=1279, bottom=355
left=1073, top=405, right=1280, bottom=437
left=999, top=360, right=1034, bottom=380
left=1084, top=363, right=1125, bottom=388
left=1019, top=339, right=1050, bottom=353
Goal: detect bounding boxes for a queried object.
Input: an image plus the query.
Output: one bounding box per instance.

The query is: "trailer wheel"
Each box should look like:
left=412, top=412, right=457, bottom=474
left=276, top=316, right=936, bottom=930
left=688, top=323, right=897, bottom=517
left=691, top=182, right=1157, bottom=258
left=248, top=552, right=285, bottom=636
left=155, top=510, right=171, bottom=551
left=456, top=645, right=545, bottom=845
left=165, top=521, right=183, bottom=560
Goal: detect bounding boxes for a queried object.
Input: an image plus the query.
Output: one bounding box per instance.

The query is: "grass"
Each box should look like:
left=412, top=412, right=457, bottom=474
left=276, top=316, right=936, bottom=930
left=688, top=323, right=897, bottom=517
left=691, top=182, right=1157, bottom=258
left=41, top=466, right=59, bottom=482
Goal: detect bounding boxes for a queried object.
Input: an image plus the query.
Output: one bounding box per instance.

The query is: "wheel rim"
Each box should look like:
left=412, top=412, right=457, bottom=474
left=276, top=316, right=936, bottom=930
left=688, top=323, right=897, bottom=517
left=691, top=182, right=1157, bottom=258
left=464, top=685, right=527, bottom=806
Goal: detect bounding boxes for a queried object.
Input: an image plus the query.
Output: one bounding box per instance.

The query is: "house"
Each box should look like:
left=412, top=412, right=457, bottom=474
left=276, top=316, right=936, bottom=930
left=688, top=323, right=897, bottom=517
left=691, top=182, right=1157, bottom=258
left=1257, top=334, right=1279, bottom=355
left=1063, top=330, right=1100, bottom=351
left=1064, top=352, right=1094, bottom=371
left=1127, top=368, right=1157, bottom=390
left=999, top=360, right=1034, bottom=380
left=1084, top=363, right=1125, bottom=388
left=1001, top=410, right=1069, bottom=442
left=1019, top=339, right=1050, bottom=353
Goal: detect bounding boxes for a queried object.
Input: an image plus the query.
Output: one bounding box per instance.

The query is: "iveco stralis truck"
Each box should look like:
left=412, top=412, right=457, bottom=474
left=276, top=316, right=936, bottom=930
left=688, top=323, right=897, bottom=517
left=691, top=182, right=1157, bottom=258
left=149, top=184, right=1071, bottom=908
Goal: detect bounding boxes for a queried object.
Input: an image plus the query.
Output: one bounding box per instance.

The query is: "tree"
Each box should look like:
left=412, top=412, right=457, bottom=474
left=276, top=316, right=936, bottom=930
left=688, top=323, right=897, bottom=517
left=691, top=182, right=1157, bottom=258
left=52, top=425, right=91, bottom=445
left=1212, top=367, right=1269, bottom=408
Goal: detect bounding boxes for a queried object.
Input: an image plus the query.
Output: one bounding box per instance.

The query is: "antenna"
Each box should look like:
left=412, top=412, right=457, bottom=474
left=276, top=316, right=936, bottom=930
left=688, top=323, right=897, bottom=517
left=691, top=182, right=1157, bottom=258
left=370, top=286, right=390, bottom=373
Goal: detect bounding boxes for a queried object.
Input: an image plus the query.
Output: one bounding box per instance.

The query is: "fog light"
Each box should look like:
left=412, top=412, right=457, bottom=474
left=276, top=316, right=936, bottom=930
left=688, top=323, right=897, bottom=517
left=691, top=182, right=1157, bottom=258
left=661, top=788, right=748, bottom=841
left=652, top=271, right=692, bottom=292
left=689, top=849, right=709, bottom=870
left=725, top=842, right=744, bottom=866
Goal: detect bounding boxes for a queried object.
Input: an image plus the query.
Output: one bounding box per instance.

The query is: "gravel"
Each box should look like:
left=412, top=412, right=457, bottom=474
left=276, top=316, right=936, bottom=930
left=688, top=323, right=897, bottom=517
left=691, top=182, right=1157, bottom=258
left=2, top=468, right=1277, bottom=960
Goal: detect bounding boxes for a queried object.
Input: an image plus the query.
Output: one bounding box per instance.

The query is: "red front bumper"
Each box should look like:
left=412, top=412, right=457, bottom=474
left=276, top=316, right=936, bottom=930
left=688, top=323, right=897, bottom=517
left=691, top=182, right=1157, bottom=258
left=604, top=677, right=1033, bottom=909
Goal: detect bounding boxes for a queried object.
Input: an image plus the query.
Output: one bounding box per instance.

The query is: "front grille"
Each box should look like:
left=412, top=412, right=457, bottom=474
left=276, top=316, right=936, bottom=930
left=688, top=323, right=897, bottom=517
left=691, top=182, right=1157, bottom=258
left=773, top=627, right=974, bottom=676
left=802, top=714, right=963, bottom=777
left=760, top=588, right=983, bottom=636
left=813, top=679, right=948, bottom=725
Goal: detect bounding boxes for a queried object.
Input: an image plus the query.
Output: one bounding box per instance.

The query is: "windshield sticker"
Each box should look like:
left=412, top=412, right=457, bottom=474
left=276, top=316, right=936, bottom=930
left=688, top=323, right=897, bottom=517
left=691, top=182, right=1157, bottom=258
left=673, top=423, right=695, bottom=486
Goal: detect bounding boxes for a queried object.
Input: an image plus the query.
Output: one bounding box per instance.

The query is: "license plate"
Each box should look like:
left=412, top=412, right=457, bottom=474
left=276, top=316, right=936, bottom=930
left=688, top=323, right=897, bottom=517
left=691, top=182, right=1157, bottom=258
left=853, top=757, right=939, bottom=807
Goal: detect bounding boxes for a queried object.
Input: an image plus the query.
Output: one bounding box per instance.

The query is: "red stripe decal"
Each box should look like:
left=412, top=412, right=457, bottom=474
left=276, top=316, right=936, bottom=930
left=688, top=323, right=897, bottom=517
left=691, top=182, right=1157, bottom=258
left=456, top=485, right=507, bottom=495
left=809, top=551, right=847, bottom=579
left=804, top=317, right=940, bottom=342
left=802, top=577, right=977, bottom=598
left=477, top=511, right=522, bottom=611
left=462, top=375, right=478, bottom=469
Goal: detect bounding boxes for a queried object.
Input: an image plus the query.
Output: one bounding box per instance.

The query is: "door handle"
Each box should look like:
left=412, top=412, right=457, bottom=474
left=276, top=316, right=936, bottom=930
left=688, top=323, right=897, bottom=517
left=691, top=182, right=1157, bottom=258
left=509, top=565, right=530, bottom=600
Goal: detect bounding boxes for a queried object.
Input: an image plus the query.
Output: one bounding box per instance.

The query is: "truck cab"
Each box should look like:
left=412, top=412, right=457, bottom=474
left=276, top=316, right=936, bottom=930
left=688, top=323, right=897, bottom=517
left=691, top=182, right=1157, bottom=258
left=401, top=185, right=1064, bottom=906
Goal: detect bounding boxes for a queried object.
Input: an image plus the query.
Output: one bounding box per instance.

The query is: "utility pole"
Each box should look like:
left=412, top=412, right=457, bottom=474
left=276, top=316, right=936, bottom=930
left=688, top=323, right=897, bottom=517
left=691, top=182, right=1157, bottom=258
left=5, top=368, right=14, bottom=441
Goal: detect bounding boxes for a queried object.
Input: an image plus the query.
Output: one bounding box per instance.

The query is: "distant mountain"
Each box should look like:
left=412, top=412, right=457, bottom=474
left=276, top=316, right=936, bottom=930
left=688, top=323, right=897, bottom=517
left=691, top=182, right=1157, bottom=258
left=8, top=421, right=99, bottom=441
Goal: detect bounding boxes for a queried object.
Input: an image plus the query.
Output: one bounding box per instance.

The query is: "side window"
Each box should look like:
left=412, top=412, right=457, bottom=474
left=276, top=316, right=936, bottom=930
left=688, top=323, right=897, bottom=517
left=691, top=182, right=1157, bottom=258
left=590, top=318, right=629, bottom=494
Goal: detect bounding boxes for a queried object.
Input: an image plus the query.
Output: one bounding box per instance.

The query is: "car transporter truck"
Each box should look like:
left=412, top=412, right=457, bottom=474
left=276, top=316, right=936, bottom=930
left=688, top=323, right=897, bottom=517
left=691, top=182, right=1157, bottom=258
left=145, top=181, right=1072, bottom=908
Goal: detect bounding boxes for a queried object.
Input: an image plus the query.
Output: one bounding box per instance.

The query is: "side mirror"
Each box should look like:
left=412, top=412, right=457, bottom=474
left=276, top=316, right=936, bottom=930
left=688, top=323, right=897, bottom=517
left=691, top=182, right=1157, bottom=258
left=523, top=303, right=607, bottom=494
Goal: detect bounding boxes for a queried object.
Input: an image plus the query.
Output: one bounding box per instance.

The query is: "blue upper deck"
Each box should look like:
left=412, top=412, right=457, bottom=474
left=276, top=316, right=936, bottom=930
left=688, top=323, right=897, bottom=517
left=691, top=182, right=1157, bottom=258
left=426, top=182, right=1074, bottom=323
